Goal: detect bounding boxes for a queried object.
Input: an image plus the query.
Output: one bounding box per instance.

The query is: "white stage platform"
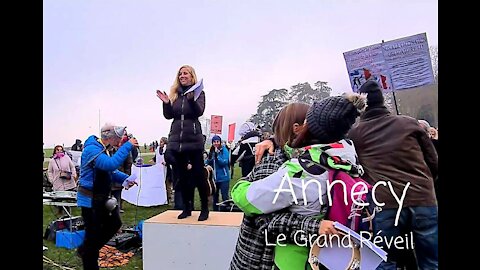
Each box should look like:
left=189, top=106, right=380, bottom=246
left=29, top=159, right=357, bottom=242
left=143, top=210, right=244, bottom=270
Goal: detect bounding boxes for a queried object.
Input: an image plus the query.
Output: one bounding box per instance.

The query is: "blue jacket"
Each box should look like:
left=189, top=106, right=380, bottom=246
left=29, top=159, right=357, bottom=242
left=207, top=145, right=230, bottom=183
left=77, top=135, right=133, bottom=208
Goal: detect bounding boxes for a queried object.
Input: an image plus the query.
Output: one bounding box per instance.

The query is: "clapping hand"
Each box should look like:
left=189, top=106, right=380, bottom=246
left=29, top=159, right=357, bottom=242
left=156, top=90, right=170, bottom=104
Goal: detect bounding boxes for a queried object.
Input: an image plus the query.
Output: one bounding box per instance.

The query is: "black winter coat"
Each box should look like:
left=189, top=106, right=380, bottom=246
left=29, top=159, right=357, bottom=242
left=163, top=90, right=205, bottom=152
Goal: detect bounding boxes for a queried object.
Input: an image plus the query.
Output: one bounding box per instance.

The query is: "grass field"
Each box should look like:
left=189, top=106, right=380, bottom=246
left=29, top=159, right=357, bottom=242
left=43, top=162, right=243, bottom=269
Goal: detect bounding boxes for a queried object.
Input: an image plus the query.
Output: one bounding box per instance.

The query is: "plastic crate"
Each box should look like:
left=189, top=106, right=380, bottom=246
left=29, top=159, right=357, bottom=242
left=55, top=229, right=85, bottom=249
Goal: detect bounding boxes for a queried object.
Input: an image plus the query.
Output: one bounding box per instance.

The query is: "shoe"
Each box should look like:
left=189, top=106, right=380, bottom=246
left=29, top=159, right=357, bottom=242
left=198, top=210, right=209, bottom=221
left=177, top=210, right=191, bottom=219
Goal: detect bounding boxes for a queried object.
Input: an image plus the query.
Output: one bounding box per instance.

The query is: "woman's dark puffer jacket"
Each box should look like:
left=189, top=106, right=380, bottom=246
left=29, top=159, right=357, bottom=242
left=163, top=89, right=205, bottom=152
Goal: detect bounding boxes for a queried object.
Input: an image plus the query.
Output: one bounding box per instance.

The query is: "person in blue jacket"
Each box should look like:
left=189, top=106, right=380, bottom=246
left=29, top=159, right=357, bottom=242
left=207, top=135, right=231, bottom=211
left=76, top=124, right=138, bottom=270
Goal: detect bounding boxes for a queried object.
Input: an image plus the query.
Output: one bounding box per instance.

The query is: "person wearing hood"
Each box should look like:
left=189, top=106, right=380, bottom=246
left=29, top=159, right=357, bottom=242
left=207, top=135, right=231, bottom=211
left=71, top=139, right=83, bottom=151
left=156, top=65, right=209, bottom=221
left=76, top=124, right=138, bottom=270
left=231, top=121, right=262, bottom=178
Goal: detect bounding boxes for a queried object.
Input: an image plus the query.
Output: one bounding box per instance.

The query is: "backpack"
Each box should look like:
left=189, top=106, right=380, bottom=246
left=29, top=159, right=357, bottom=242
left=308, top=170, right=381, bottom=270
left=285, top=142, right=377, bottom=234
left=325, top=169, right=375, bottom=233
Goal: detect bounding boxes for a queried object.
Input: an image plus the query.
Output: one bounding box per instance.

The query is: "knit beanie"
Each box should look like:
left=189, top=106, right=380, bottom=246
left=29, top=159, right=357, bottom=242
left=306, top=93, right=367, bottom=143
left=358, top=80, right=384, bottom=108
left=212, top=135, right=222, bottom=143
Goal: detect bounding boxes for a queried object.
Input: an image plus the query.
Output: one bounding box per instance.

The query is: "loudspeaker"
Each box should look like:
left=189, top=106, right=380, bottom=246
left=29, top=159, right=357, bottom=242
left=106, top=232, right=141, bottom=252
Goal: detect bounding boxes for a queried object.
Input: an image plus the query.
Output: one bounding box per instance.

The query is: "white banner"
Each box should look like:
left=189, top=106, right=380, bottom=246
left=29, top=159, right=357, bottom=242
left=343, top=33, right=434, bottom=91
left=382, top=33, right=434, bottom=90
left=122, top=163, right=168, bottom=207
left=343, top=43, right=393, bottom=92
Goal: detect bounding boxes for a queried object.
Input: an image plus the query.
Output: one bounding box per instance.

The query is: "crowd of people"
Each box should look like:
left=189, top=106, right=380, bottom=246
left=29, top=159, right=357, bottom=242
left=45, top=64, right=438, bottom=270
left=229, top=80, right=438, bottom=270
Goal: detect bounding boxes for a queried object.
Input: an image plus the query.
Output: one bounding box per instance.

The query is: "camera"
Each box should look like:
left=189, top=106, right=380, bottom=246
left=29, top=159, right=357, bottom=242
left=59, top=171, right=72, bottom=180
left=120, top=130, right=133, bottom=144
left=121, top=132, right=135, bottom=145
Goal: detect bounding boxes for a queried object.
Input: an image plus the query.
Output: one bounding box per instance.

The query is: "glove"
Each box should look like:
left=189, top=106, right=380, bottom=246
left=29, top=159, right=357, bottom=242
left=122, top=173, right=138, bottom=189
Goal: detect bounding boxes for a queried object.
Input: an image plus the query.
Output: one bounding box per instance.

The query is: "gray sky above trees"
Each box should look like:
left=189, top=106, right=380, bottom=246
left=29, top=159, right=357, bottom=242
left=43, top=0, right=438, bottom=147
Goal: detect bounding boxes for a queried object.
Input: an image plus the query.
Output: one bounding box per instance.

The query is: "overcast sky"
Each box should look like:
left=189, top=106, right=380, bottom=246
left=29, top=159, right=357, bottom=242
left=43, top=0, right=438, bottom=148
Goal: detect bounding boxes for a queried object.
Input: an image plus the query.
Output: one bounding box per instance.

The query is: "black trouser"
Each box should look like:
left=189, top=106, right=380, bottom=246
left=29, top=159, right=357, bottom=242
left=170, top=165, right=194, bottom=211
left=79, top=206, right=121, bottom=270
left=78, top=168, right=122, bottom=270
left=171, top=149, right=208, bottom=212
